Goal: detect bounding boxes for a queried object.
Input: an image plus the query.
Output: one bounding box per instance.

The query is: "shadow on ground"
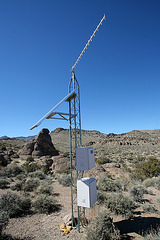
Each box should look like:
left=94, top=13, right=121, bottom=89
left=115, top=216, right=160, bottom=238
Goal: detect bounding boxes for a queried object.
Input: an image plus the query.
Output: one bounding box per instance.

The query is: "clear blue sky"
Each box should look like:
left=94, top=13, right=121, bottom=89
left=0, top=0, right=160, bottom=137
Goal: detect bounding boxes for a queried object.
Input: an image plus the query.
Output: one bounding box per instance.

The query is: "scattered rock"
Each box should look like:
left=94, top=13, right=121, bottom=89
left=51, top=155, right=70, bottom=172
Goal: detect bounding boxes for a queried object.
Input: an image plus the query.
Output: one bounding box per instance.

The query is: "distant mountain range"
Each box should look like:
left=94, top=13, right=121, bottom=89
left=0, top=135, right=35, bottom=141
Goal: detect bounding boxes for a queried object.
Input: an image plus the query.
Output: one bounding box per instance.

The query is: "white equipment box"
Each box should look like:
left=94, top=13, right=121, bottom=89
left=76, top=147, right=95, bottom=171
left=77, top=177, right=97, bottom=208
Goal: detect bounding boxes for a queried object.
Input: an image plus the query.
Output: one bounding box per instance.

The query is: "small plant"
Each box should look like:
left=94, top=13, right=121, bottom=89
left=133, top=158, right=160, bottom=180
left=95, top=158, right=103, bottom=164
left=16, top=172, right=27, bottom=180
left=11, top=179, right=25, bottom=191
left=142, top=202, right=157, bottom=213
left=97, top=190, right=107, bottom=204
left=97, top=176, right=122, bottom=192
left=0, top=191, right=22, bottom=217
left=23, top=178, right=40, bottom=192
left=26, top=157, right=34, bottom=163
left=129, top=184, right=148, bottom=202
left=143, top=176, right=160, bottom=190
left=22, top=162, right=41, bottom=173
left=32, top=194, right=58, bottom=214
left=144, top=227, right=160, bottom=239
left=0, top=178, right=10, bottom=189
left=28, top=170, right=46, bottom=180
left=35, top=181, right=53, bottom=195
left=57, top=174, right=71, bottom=187
left=20, top=194, right=31, bottom=211
left=83, top=212, right=120, bottom=240
left=105, top=193, right=137, bottom=218
left=0, top=211, right=9, bottom=236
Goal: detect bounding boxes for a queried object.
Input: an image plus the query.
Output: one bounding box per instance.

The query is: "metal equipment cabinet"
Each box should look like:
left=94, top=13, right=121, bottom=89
left=76, top=147, right=95, bottom=171
left=77, top=177, right=97, bottom=208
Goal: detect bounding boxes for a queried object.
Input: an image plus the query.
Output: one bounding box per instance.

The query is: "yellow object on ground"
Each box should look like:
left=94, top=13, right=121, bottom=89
left=60, top=223, right=72, bottom=234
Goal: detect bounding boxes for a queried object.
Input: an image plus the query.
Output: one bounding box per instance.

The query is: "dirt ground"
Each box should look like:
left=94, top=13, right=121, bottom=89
left=2, top=180, right=160, bottom=240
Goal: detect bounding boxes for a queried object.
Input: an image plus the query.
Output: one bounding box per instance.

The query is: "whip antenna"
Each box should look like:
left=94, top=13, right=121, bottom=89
left=71, top=14, right=106, bottom=72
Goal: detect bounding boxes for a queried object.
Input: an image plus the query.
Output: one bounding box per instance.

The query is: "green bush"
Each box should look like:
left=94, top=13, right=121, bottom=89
left=142, top=202, right=157, bottom=213
left=26, top=157, right=34, bottom=163
left=28, top=170, right=46, bottom=180
left=143, top=176, right=160, bottom=190
left=133, top=158, right=160, bottom=179
left=97, top=190, right=107, bottom=204
left=0, top=191, right=22, bottom=217
left=83, top=212, right=120, bottom=240
left=11, top=179, right=25, bottom=191
left=0, top=211, right=9, bottom=235
left=22, top=162, right=41, bottom=173
left=20, top=194, right=31, bottom=211
left=23, top=178, right=40, bottom=192
left=97, top=176, right=122, bottom=192
left=16, top=172, right=27, bottom=180
left=106, top=193, right=137, bottom=218
left=35, top=181, right=53, bottom=195
left=0, top=178, right=10, bottom=189
left=95, top=158, right=103, bottom=164
left=57, top=174, right=71, bottom=187
left=32, top=194, right=58, bottom=214
left=129, top=185, right=148, bottom=202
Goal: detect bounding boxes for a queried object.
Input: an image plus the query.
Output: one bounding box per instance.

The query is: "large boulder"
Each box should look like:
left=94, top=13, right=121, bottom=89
left=18, top=128, right=59, bottom=159
left=32, top=129, right=58, bottom=157
left=18, top=140, right=35, bottom=159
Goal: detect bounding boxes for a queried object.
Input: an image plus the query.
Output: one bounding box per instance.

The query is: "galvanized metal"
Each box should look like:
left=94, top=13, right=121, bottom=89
left=71, top=14, right=106, bottom=72
left=30, top=90, right=76, bottom=130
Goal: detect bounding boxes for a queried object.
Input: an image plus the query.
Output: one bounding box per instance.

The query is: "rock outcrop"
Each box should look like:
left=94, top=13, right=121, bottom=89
left=18, top=128, right=59, bottom=159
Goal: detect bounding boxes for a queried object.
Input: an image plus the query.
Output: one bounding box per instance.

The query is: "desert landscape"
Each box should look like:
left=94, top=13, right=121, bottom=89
left=0, top=128, right=160, bottom=240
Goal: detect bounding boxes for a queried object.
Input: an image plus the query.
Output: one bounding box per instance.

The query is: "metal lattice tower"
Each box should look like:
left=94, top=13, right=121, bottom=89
left=30, top=14, right=106, bottom=233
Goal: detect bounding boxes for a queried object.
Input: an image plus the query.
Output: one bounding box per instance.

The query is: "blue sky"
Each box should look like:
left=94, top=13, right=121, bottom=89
left=0, top=0, right=160, bottom=137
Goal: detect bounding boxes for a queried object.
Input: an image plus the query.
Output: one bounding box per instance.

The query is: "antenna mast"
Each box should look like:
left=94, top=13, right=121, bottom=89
left=71, top=14, right=106, bottom=73
left=69, top=14, right=106, bottom=231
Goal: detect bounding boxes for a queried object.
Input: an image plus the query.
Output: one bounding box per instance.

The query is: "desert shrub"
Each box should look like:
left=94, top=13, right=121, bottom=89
left=57, top=174, right=71, bottom=187
left=16, top=172, right=27, bottom=180
left=157, top=199, right=160, bottom=206
left=22, top=162, right=41, bottom=173
left=143, top=176, right=160, bottom=190
left=133, top=158, right=160, bottom=180
left=95, top=157, right=111, bottom=165
left=45, top=176, right=53, bottom=185
left=56, top=169, right=70, bottom=174
left=28, top=170, right=46, bottom=180
left=11, top=179, right=25, bottom=191
left=97, top=176, right=122, bottom=192
left=0, top=191, right=22, bottom=217
left=32, top=194, right=58, bottom=214
left=144, top=227, right=160, bottom=239
left=0, top=211, right=9, bottom=235
left=20, top=194, right=31, bottom=211
left=105, top=193, right=137, bottom=218
left=35, top=181, right=53, bottom=195
left=6, top=164, right=24, bottom=177
left=97, top=190, right=107, bottom=204
left=95, top=158, right=103, bottom=164
left=0, top=178, right=10, bottom=189
left=83, top=212, right=120, bottom=240
left=129, top=185, right=149, bottom=202
left=142, top=202, right=157, bottom=213
left=26, top=157, right=34, bottom=163
left=23, top=178, right=40, bottom=192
